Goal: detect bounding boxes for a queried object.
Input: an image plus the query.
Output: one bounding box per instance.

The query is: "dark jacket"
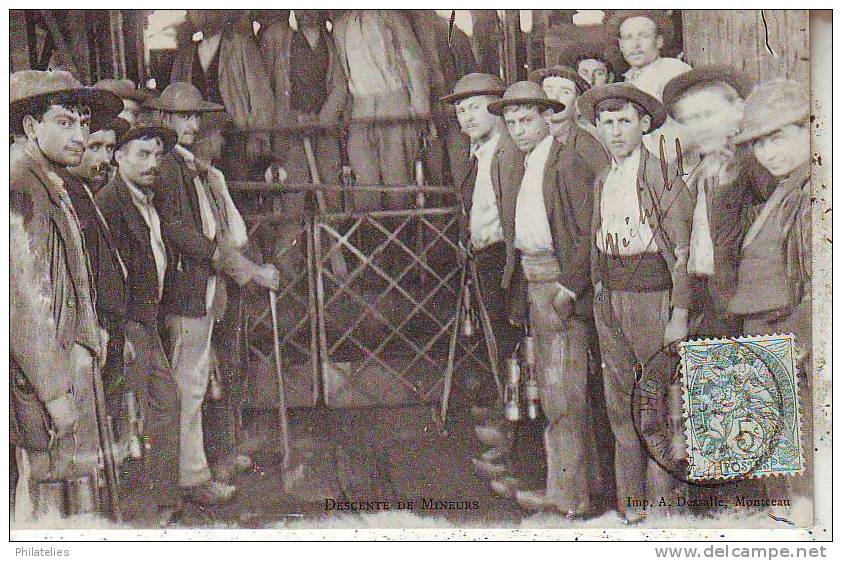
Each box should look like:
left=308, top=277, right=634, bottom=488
left=496, top=136, right=597, bottom=319
left=10, top=143, right=102, bottom=355
left=590, top=147, right=695, bottom=310
left=154, top=150, right=218, bottom=318
left=60, top=169, right=128, bottom=334
left=95, top=175, right=174, bottom=328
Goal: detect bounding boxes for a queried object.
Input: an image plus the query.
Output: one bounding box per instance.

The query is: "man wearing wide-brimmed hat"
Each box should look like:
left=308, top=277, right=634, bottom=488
left=728, top=80, right=812, bottom=525
left=440, top=73, right=523, bottom=489
left=557, top=40, right=620, bottom=87
left=94, top=124, right=182, bottom=525
left=580, top=83, right=693, bottom=524
left=148, top=82, right=278, bottom=506
left=9, top=69, right=122, bottom=517
left=94, top=79, right=151, bottom=125
left=484, top=82, right=595, bottom=517
left=661, top=65, right=774, bottom=340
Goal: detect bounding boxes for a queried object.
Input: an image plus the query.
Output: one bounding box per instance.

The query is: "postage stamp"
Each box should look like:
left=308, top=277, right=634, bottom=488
left=679, top=334, right=805, bottom=482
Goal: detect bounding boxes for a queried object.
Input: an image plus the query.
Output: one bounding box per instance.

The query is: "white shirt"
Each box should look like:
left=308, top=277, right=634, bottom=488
left=623, top=57, right=691, bottom=101
left=469, top=133, right=503, bottom=250
left=125, top=178, right=167, bottom=299
left=515, top=135, right=555, bottom=254
left=597, top=147, right=657, bottom=256
left=342, top=12, right=405, bottom=98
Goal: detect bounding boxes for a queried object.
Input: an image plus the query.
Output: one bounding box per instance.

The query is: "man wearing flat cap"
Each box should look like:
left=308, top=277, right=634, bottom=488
left=95, top=124, right=183, bottom=525
left=662, top=66, right=775, bottom=339
left=440, top=73, right=522, bottom=488
left=728, top=79, right=813, bottom=525
left=147, top=82, right=279, bottom=506
left=9, top=70, right=123, bottom=517
left=581, top=83, right=694, bottom=524
left=60, top=116, right=131, bottom=414
left=94, top=79, right=151, bottom=125
left=483, top=82, right=597, bottom=517
left=557, top=40, right=619, bottom=88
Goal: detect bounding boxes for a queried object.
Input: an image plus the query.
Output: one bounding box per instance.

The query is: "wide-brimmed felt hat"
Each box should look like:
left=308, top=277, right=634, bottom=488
left=578, top=83, right=667, bottom=131
left=487, top=81, right=567, bottom=116
left=115, top=124, right=178, bottom=153
left=440, top=72, right=507, bottom=104
left=734, top=78, right=809, bottom=145
left=94, top=79, right=151, bottom=103
left=528, top=65, right=591, bottom=95
left=662, top=65, right=751, bottom=117
left=557, top=40, right=621, bottom=75
left=145, top=82, right=224, bottom=113
left=10, top=70, right=123, bottom=134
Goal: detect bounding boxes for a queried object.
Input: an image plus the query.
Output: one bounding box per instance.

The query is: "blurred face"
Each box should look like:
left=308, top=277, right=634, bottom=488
left=23, top=105, right=91, bottom=166
left=751, top=123, right=810, bottom=178
left=67, top=129, right=117, bottom=187
left=618, top=16, right=663, bottom=69
left=597, top=103, right=650, bottom=159
left=541, top=76, right=576, bottom=136
left=455, top=95, right=498, bottom=143
left=503, top=105, right=549, bottom=153
left=164, top=111, right=201, bottom=146
left=193, top=129, right=225, bottom=164
left=578, top=59, right=611, bottom=86
left=673, top=87, right=744, bottom=155
left=115, top=137, right=165, bottom=188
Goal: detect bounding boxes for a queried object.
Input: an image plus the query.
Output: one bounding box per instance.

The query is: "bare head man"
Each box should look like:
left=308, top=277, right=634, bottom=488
left=618, top=15, right=663, bottom=70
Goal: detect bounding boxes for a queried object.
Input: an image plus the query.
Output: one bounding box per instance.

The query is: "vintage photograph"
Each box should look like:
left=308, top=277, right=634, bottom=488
left=7, top=7, right=829, bottom=540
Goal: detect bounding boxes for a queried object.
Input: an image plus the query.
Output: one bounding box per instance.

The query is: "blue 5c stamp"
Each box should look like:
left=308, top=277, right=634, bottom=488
left=679, top=334, right=804, bottom=482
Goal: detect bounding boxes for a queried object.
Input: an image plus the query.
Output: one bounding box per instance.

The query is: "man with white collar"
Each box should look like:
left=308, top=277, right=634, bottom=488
left=95, top=124, right=183, bottom=526
left=486, top=82, right=595, bottom=518
left=440, top=73, right=521, bottom=482
left=147, top=82, right=279, bottom=506
left=580, top=83, right=694, bottom=524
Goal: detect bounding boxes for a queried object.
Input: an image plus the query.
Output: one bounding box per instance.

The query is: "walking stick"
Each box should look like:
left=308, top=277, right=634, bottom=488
left=91, top=362, right=122, bottom=523
left=414, top=157, right=428, bottom=284
left=269, top=290, right=291, bottom=472
left=303, top=136, right=349, bottom=279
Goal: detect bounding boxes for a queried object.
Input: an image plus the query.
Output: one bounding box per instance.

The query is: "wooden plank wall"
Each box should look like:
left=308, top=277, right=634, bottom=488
left=682, top=10, right=809, bottom=88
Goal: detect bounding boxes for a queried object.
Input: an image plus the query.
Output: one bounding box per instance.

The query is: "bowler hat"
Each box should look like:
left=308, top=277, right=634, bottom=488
left=440, top=72, right=507, bottom=104
left=94, top=79, right=151, bottom=103
left=578, top=83, right=667, bottom=132
left=662, top=65, right=751, bottom=117
left=487, top=81, right=567, bottom=117
left=10, top=70, right=123, bottom=134
left=145, top=82, right=224, bottom=113
left=733, top=79, right=809, bottom=145
left=528, top=65, right=591, bottom=95
left=115, top=124, right=178, bottom=153
left=558, top=40, right=621, bottom=75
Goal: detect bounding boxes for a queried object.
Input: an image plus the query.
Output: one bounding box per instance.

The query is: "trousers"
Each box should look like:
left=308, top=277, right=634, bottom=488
left=166, top=313, right=215, bottom=487
left=593, top=286, right=686, bottom=515
left=522, top=254, right=592, bottom=510
left=123, top=320, right=181, bottom=508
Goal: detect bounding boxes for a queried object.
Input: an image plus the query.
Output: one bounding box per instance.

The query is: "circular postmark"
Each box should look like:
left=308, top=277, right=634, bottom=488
left=631, top=337, right=790, bottom=487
